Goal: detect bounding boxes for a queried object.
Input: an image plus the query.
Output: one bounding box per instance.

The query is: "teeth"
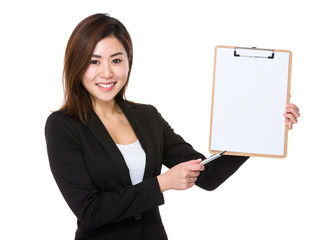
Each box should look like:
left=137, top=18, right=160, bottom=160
left=97, top=83, right=115, bottom=88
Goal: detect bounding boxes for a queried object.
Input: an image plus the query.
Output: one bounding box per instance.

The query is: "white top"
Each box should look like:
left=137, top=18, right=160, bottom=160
left=116, top=140, right=146, bottom=185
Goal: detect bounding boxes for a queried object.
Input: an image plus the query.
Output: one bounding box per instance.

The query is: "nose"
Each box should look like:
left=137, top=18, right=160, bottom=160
left=100, top=61, right=113, bottom=78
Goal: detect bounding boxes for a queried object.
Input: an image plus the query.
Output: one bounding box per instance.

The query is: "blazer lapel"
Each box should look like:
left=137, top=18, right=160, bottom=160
left=87, top=111, right=132, bottom=187
left=118, top=100, right=156, bottom=180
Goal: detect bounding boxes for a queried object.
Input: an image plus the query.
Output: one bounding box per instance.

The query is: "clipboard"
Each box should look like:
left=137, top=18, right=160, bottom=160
left=209, top=46, right=292, bottom=158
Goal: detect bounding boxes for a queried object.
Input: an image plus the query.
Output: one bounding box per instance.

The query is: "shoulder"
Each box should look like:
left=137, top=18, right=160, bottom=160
left=45, top=110, right=83, bottom=140
left=120, top=100, right=166, bottom=128
left=133, top=103, right=159, bottom=114
left=45, top=110, right=74, bottom=128
left=120, top=100, right=160, bottom=117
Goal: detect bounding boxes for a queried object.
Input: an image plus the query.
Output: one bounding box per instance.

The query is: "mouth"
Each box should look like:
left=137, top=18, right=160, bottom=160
left=96, top=82, right=116, bottom=89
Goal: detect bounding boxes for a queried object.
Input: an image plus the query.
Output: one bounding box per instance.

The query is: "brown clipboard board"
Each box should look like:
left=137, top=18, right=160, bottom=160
left=209, top=46, right=292, bottom=158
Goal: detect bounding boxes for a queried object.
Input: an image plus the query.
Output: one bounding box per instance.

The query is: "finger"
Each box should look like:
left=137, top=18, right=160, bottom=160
left=284, top=118, right=293, bottom=130
left=186, top=182, right=196, bottom=189
left=187, top=177, right=198, bottom=187
left=283, top=113, right=298, bottom=124
left=186, top=159, right=203, bottom=164
left=188, top=171, right=201, bottom=177
left=286, top=104, right=300, bottom=118
left=286, top=108, right=300, bottom=119
left=188, top=176, right=198, bottom=182
left=189, top=164, right=204, bottom=172
left=286, top=103, right=299, bottom=111
left=184, top=159, right=204, bottom=171
left=180, top=179, right=196, bottom=190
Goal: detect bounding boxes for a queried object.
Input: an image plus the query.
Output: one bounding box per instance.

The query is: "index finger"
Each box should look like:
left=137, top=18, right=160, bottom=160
left=188, top=162, right=205, bottom=171
left=286, top=103, right=300, bottom=118
left=286, top=103, right=300, bottom=112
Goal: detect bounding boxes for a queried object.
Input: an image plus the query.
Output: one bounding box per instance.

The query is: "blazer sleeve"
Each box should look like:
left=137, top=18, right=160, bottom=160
left=156, top=108, right=249, bottom=191
left=45, top=112, right=164, bottom=229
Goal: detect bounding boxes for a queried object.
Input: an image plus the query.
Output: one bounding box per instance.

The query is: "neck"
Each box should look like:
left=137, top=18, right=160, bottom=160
left=93, top=99, right=122, bottom=118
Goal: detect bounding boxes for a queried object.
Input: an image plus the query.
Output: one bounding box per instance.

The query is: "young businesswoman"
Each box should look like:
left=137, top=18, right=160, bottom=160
left=45, top=13, right=300, bottom=240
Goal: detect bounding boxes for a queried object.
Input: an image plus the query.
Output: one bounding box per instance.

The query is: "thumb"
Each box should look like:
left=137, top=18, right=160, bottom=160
left=187, top=159, right=202, bottom=164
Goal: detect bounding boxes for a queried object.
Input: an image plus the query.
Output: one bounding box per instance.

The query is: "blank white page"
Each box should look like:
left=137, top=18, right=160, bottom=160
left=210, top=47, right=291, bottom=157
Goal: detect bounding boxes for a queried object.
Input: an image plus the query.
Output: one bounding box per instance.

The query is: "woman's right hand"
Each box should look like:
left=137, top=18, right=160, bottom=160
left=157, top=159, right=205, bottom=192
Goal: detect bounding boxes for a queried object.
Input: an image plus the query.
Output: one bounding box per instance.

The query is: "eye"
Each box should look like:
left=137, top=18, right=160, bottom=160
left=112, top=59, right=122, bottom=64
left=90, top=60, right=99, bottom=64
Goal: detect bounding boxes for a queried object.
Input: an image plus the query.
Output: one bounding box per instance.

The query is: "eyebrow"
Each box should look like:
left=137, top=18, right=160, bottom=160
left=91, top=52, right=125, bottom=58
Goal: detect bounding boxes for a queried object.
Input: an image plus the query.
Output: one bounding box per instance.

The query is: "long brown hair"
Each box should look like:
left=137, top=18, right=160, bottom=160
left=60, top=13, right=133, bottom=124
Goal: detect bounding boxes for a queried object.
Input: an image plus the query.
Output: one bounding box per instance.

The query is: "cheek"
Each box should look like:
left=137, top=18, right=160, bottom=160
left=81, top=70, right=96, bottom=92
left=81, top=78, right=89, bottom=91
left=82, top=67, right=95, bottom=82
left=120, top=71, right=129, bottom=80
left=116, top=65, right=129, bottom=80
left=81, top=68, right=97, bottom=89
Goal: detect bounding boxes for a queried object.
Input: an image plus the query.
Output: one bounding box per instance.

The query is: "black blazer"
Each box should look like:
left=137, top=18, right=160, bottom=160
left=45, top=100, right=248, bottom=240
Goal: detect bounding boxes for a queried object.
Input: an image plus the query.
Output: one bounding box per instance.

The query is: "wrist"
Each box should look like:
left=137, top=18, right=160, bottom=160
left=157, top=174, right=169, bottom=193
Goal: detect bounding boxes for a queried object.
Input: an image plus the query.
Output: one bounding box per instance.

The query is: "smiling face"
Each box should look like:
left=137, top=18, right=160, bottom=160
left=82, top=36, right=130, bottom=106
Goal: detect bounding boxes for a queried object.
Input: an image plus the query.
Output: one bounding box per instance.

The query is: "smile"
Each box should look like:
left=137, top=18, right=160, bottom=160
left=96, top=82, right=115, bottom=88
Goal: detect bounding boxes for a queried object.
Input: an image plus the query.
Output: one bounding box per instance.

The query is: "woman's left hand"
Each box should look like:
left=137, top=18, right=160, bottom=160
left=283, top=103, right=300, bottom=130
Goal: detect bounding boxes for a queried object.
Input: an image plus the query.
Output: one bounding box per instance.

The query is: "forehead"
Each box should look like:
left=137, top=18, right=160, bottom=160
left=93, top=36, right=126, bottom=55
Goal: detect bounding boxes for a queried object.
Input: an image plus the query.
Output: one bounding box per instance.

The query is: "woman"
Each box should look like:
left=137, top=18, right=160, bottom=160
left=45, top=13, right=300, bottom=240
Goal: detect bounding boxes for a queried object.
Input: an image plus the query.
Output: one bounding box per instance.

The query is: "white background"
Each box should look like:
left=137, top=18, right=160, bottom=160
left=1, top=0, right=330, bottom=239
